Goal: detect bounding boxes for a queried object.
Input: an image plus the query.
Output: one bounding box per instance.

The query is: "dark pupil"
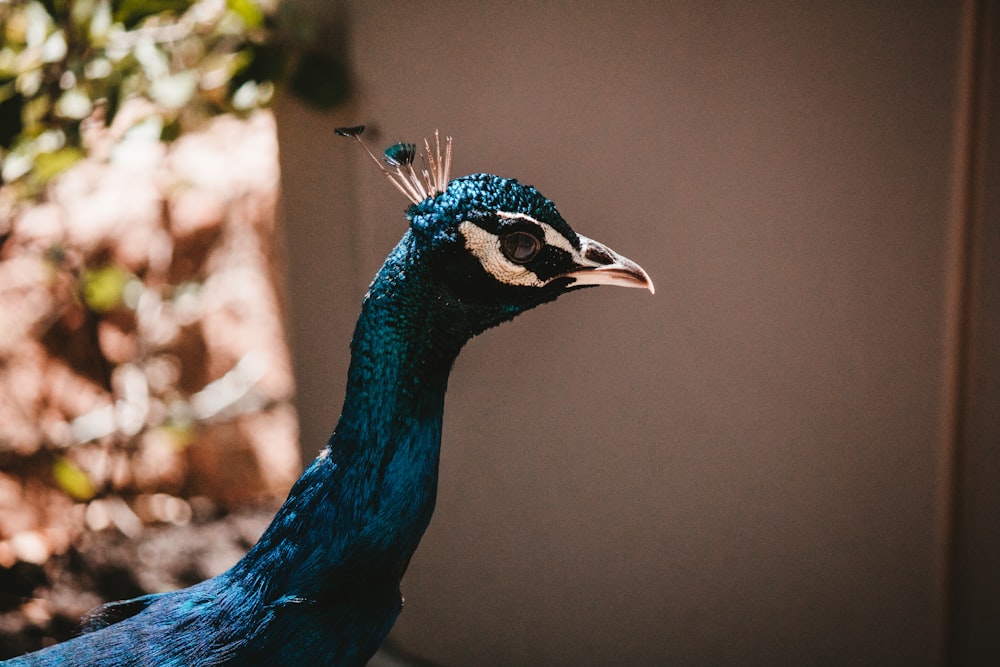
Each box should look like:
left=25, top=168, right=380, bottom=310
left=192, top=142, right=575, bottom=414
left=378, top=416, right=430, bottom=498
left=502, top=232, right=540, bottom=263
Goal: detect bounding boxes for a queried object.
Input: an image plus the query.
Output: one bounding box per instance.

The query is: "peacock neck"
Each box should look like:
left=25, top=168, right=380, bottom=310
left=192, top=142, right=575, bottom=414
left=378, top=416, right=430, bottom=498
left=233, top=232, right=466, bottom=599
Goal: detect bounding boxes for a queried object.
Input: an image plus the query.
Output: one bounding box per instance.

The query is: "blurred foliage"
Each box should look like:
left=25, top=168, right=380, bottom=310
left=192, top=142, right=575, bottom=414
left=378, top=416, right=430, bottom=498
left=0, top=0, right=349, bottom=201
left=80, top=263, right=130, bottom=312
left=0, top=0, right=314, bottom=511
left=53, top=456, right=97, bottom=500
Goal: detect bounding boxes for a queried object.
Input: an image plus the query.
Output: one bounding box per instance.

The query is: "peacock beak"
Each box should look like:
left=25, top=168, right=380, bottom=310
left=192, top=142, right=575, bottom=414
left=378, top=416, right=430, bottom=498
left=560, top=234, right=655, bottom=294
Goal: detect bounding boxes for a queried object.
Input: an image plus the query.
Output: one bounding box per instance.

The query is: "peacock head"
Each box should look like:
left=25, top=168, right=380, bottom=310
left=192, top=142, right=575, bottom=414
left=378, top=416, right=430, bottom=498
left=338, top=126, right=654, bottom=335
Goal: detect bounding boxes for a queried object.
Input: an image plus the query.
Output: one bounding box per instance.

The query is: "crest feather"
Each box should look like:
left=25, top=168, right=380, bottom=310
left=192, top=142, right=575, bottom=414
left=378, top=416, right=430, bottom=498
left=335, top=125, right=454, bottom=204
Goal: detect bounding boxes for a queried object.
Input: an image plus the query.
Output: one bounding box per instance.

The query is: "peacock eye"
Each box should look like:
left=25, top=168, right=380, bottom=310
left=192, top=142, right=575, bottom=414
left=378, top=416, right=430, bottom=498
left=500, top=231, right=541, bottom=264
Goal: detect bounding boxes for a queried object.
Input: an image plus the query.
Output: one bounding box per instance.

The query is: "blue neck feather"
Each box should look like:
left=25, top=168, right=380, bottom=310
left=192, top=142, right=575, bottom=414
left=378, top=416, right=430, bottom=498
left=232, top=230, right=465, bottom=604
left=1, top=232, right=478, bottom=666
left=1, top=176, right=589, bottom=666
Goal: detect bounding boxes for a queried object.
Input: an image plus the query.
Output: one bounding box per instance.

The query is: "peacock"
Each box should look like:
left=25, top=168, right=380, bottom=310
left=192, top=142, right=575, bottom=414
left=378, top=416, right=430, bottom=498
left=4, top=127, right=653, bottom=666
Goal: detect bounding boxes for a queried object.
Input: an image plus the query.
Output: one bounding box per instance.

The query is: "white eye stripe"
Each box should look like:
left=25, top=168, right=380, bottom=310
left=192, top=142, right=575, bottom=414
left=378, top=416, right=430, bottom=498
left=495, top=212, right=578, bottom=255
left=458, top=221, right=545, bottom=287
left=458, top=213, right=587, bottom=287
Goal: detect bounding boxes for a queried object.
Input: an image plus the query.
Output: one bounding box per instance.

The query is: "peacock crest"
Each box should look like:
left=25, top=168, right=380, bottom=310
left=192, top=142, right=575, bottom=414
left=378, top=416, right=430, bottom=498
left=335, top=125, right=453, bottom=205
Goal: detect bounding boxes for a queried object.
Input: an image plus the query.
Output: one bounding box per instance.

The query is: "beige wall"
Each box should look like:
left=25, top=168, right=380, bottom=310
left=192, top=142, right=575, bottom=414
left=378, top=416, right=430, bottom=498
left=278, top=2, right=998, bottom=665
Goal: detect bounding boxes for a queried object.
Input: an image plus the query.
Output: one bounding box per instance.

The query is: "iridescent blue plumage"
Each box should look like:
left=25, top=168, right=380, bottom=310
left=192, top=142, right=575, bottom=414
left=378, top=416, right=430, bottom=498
left=382, top=142, right=417, bottom=167
left=409, top=174, right=577, bottom=246
left=4, top=172, right=652, bottom=666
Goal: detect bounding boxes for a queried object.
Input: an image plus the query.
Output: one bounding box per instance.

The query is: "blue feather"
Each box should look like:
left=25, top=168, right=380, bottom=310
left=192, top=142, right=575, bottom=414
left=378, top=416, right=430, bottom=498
left=4, top=173, right=651, bottom=666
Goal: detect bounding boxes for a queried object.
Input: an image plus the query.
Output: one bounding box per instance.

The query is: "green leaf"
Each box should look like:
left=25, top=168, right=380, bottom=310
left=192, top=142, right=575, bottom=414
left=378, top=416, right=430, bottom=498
left=53, top=457, right=96, bottom=501
left=21, top=92, right=52, bottom=132
left=32, top=146, right=84, bottom=183
left=227, top=0, right=263, bottom=28
left=161, top=422, right=195, bottom=450
left=81, top=263, right=130, bottom=312
left=112, top=0, right=195, bottom=29
left=159, top=117, right=181, bottom=142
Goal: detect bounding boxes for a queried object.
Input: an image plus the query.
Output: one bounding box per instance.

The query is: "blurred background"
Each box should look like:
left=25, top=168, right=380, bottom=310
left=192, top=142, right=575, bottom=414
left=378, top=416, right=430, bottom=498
left=1, top=1, right=997, bottom=665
